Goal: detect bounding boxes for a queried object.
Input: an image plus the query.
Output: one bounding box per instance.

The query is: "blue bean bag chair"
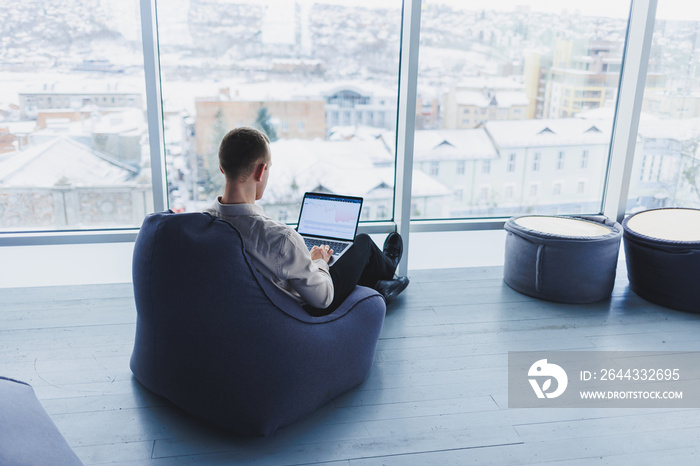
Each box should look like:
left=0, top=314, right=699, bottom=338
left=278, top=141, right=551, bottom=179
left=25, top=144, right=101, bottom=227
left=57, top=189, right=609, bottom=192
left=130, top=211, right=386, bottom=436
left=0, top=377, right=83, bottom=466
left=622, top=207, right=700, bottom=313
left=504, top=215, right=623, bottom=304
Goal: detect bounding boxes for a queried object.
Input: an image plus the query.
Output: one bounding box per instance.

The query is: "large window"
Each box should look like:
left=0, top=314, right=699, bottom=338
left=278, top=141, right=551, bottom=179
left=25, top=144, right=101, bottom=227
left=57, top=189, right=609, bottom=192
left=0, top=0, right=688, bottom=252
left=412, top=0, right=631, bottom=219
left=627, top=1, right=700, bottom=212
left=0, top=1, right=152, bottom=231
left=155, top=0, right=402, bottom=223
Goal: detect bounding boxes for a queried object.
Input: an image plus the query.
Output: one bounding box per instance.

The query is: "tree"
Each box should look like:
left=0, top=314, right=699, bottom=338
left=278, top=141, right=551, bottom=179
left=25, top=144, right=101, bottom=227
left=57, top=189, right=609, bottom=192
left=254, top=107, right=278, bottom=142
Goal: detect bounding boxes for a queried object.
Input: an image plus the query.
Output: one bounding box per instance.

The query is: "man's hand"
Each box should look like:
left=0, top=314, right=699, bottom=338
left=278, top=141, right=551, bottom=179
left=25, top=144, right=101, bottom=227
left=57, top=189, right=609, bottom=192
left=310, top=245, right=334, bottom=263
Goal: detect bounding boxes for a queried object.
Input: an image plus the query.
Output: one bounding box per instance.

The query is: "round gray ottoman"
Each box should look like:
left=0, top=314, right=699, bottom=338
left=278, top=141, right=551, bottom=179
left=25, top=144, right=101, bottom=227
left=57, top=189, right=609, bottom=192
left=622, top=207, right=700, bottom=312
left=504, top=215, right=623, bottom=303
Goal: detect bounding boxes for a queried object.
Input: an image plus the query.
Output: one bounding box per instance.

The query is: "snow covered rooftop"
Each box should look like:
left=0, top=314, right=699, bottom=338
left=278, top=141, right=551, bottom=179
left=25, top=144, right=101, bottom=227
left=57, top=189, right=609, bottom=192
left=261, top=138, right=449, bottom=203
left=327, top=125, right=390, bottom=142
left=454, top=77, right=525, bottom=91
left=492, top=91, right=530, bottom=108
left=484, top=118, right=614, bottom=148
left=92, top=108, right=146, bottom=134
left=455, top=91, right=489, bottom=107
left=455, top=90, right=529, bottom=108
left=0, top=136, right=138, bottom=188
left=1, top=121, right=36, bottom=134
left=575, top=107, right=699, bottom=142
left=20, top=80, right=142, bottom=95
left=637, top=117, right=700, bottom=141
left=575, top=106, right=659, bottom=122
left=320, top=80, right=397, bottom=98
left=197, top=80, right=397, bottom=103
left=375, top=129, right=498, bottom=162
left=326, top=127, right=499, bottom=162
left=165, top=79, right=400, bottom=114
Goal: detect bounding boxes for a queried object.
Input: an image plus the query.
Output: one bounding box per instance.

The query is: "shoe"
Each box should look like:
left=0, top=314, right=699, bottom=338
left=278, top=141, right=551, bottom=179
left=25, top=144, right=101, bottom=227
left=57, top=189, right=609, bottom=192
left=375, top=276, right=410, bottom=304
left=382, top=232, right=403, bottom=269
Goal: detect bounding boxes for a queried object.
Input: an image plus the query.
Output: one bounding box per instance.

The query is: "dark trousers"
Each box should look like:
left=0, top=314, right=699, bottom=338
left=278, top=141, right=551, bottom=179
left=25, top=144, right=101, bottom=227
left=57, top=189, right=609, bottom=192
left=306, top=234, right=396, bottom=316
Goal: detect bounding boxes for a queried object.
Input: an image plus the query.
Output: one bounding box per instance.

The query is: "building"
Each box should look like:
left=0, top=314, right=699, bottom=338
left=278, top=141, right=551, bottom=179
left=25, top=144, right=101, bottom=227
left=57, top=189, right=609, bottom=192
left=416, top=87, right=441, bottom=129
left=27, top=107, right=147, bottom=170
left=537, top=38, right=667, bottom=120
left=194, top=85, right=326, bottom=156
left=409, top=119, right=623, bottom=217
left=631, top=117, right=700, bottom=211
left=642, top=90, right=700, bottom=119
left=0, top=127, right=16, bottom=154
left=543, top=39, right=623, bottom=118
left=442, top=77, right=529, bottom=130
left=322, top=82, right=398, bottom=133
left=523, top=52, right=553, bottom=119
left=0, top=121, right=34, bottom=153
left=483, top=118, right=618, bottom=216
left=270, top=59, right=325, bottom=75
left=411, top=128, right=499, bottom=216
left=0, top=136, right=150, bottom=230
left=18, top=83, right=143, bottom=119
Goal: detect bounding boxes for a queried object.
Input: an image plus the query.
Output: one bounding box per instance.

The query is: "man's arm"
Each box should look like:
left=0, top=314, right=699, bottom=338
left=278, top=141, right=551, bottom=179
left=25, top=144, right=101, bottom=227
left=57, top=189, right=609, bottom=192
left=278, top=231, right=334, bottom=309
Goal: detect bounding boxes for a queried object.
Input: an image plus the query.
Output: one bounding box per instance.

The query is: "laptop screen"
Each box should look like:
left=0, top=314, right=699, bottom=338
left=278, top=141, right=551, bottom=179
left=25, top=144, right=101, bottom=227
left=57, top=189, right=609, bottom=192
left=297, top=193, right=363, bottom=241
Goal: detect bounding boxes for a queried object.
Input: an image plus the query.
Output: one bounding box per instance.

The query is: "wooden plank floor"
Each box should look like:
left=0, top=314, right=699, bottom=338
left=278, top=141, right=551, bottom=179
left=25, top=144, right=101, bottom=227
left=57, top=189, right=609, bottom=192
left=2, top=264, right=700, bottom=465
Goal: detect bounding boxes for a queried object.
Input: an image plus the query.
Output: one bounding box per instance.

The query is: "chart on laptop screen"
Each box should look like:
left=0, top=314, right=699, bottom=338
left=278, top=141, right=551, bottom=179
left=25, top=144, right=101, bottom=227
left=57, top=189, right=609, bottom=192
left=298, top=195, right=362, bottom=241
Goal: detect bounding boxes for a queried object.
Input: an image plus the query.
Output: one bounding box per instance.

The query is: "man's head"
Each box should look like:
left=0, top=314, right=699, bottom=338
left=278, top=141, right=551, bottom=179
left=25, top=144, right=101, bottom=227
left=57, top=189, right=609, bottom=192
left=218, top=127, right=271, bottom=201
left=218, top=126, right=271, bottom=182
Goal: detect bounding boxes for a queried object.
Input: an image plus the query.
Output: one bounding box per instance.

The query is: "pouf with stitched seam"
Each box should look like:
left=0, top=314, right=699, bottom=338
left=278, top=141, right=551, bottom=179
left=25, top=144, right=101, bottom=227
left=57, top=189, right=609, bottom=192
left=504, top=215, right=623, bottom=304
left=622, top=207, right=700, bottom=313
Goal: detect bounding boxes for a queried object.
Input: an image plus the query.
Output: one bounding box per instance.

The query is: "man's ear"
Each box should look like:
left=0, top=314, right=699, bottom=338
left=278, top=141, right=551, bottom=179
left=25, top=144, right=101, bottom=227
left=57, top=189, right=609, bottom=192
left=220, top=166, right=224, bottom=174
left=253, top=163, right=266, bottom=182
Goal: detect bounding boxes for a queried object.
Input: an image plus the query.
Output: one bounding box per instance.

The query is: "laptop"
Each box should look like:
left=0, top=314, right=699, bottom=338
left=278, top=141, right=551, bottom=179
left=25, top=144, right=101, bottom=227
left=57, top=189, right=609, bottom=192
left=296, top=192, right=363, bottom=263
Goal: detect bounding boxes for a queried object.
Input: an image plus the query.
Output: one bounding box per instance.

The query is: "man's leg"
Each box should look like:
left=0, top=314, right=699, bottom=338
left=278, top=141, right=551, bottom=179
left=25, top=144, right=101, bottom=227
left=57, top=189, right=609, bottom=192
left=306, top=234, right=395, bottom=316
left=333, top=234, right=395, bottom=293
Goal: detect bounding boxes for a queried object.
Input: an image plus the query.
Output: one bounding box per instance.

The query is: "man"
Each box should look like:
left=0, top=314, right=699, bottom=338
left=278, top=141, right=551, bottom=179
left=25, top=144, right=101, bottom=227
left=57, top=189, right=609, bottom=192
left=203, top=126, right=409, bottom=316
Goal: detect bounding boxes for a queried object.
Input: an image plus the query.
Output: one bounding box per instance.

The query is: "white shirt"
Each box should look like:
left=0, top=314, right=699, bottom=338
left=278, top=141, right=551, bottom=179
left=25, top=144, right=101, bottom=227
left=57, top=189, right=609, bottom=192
left=203, top=199, right=334, bottom=309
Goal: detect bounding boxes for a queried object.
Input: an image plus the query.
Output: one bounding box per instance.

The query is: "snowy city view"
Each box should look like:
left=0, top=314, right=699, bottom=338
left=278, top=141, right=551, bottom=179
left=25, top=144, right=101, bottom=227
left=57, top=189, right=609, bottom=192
left=2, top=0, right=700, bottom=232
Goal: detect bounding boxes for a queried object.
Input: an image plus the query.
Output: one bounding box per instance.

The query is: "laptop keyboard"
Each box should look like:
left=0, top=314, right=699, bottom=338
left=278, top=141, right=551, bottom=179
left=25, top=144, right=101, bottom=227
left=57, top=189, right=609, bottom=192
left=303, top=238, right=349, bottom=255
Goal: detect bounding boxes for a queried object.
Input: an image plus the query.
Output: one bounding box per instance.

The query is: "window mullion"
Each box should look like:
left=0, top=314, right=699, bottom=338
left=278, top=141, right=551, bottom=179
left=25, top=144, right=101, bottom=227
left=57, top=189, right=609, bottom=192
left=603, top=0, right=658, bottom=222
left=394, top=0, right=422, bottom=276
left=140, top=0, right=168, bottom=213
